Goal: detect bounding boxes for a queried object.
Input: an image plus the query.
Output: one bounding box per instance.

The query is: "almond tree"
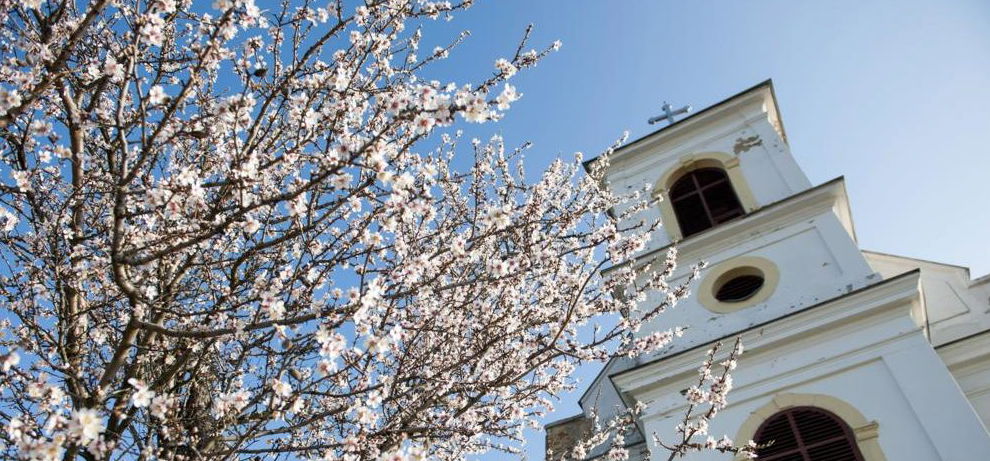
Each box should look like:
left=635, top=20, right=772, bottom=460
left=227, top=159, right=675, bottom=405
left=0, top=1, right=745, bottom=460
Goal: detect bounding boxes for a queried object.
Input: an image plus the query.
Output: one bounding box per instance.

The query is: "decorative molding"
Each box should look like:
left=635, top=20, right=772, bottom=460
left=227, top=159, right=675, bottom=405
left=855, top=421, right=881, bottom=441
left=733, top=135, right=764, bottom=154
left=936, top=329, right=990, bottom=364
left=668, top=178, right=851, bottom=263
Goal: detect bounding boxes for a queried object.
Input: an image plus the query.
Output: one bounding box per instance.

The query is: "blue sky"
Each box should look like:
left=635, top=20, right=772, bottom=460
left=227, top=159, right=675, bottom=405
left=420, top=1, right=990, bottom=458
left=427, top=0, right=990, bottom=276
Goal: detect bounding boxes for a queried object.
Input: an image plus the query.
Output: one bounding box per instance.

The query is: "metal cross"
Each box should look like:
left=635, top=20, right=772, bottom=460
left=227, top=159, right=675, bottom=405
left=648, top=101, right=692, bottom=126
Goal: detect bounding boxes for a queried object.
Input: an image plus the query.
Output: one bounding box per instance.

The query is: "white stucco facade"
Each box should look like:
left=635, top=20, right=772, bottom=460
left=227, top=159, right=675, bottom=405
left=545, top=81, right=990, bottom=460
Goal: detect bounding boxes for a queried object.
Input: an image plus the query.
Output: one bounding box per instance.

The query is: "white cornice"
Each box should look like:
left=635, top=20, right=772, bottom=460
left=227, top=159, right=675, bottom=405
left=672, top=177, right=855, bottom=262
left=604, top=177, right=855, bottom=277
left=610, top=270, right=923, bottom=401
left=937, top=330, right=990, bottom=371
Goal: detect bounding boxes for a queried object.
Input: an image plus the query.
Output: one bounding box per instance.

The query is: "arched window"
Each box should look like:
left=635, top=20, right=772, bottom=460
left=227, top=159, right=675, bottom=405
left=668, top=168, right=745, bottom=237
left=754, top=407, right=866, bottom=461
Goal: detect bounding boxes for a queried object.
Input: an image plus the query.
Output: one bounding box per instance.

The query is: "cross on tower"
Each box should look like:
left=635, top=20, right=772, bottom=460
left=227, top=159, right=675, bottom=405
left=647, top=101, right=692, bottom=126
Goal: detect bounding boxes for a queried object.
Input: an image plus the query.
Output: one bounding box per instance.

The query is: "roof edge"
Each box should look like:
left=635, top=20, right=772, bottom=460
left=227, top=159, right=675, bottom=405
left=862, top=249, right=972, bottom=274
left=582, top=79, right=776, bottom=173
left=935, top=327, right=990, bottom=350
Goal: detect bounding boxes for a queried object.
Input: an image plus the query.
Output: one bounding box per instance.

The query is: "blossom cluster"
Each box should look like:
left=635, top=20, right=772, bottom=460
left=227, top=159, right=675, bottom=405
left=0, top=1, right=715, bottom=461
left=653, top=338, right=756, bottom=459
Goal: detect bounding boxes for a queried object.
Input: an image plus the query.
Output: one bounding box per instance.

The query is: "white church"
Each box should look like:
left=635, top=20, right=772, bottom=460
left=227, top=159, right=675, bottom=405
left=545, top=81, right=990, bottom=461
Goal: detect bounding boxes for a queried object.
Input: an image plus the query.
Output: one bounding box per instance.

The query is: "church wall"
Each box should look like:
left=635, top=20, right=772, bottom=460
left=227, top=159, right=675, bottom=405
left=625, top=300, right=990, bottom=461
left=631, top=209, right=875, bottom=361
left=937, top=331, right=990, bottom=430
left=863, top=251, right=990, bottom=346
left=551, top=82, right=990, bottom=461
left=642, top=360, right=939, bottom=461
left=732, top=119, right=811, bottom=205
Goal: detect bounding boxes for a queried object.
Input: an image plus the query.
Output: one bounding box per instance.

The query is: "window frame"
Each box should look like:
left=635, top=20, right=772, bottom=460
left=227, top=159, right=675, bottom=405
left=669, top=167, right=745, bottom=237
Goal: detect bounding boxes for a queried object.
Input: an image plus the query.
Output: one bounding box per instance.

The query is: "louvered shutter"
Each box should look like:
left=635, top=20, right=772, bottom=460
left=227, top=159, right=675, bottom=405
left=754, top=407, right=865, bottom=461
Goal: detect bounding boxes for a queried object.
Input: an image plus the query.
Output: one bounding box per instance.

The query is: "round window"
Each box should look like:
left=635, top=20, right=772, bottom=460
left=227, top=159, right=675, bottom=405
left=698, top=257, right=778, bottom=313
left=714, top=274, right=765, bottom=302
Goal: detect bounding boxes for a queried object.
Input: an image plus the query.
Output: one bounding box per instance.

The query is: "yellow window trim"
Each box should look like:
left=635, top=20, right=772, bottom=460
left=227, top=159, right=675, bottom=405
left=698, top=256, right=779, bottom=314
left=652, top=152, right=758, bottom=241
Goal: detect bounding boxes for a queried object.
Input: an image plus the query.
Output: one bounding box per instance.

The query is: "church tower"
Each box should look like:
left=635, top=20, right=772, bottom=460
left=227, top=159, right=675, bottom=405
left=545, top=81, right=990, bottom=461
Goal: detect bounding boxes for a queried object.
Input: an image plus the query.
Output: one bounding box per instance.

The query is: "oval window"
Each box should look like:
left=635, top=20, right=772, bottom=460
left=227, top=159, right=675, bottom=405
left=715, top=274, right=765, bottom=302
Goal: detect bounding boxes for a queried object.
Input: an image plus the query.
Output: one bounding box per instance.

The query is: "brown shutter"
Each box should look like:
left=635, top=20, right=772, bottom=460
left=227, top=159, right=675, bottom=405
left=669, top=168, right=745, bottom=237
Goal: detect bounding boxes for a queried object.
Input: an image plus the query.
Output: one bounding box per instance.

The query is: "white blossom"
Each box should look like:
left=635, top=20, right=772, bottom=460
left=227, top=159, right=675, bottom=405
left=128, top=378, right=155, bottom=408
left=496, top=83, right=520, bottom=110
left=148, top=85, right=168, bottom=105
left=0, top=3, right=721, bottom=460
left=139, top=14, right=166, bottom=47
left=149, top=394, right=171, bottom=420
left=0, top=207, right=16, bottom=233
left=69, top=409, right=104, bottom=445
left=271, top=378, right=292, bottom=399
left=0, top=89, right=21, bottom=115
left=1, top=351, right=19, bottom=371
left=494, top=58, right=517, bottom=78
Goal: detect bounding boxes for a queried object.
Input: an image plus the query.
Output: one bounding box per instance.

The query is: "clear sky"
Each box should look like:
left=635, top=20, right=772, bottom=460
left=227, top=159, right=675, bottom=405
left=419, top=1, right=990, bottom=459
